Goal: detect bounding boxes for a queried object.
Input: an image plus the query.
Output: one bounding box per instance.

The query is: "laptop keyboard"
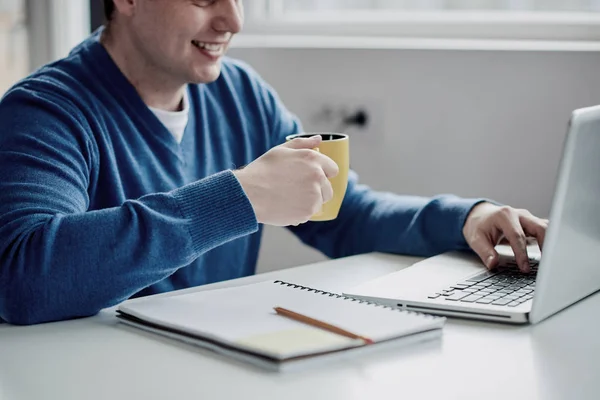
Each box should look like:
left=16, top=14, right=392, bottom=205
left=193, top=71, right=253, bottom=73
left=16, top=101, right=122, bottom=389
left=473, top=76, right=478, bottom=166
left=427, top=260, right=538, bottom=307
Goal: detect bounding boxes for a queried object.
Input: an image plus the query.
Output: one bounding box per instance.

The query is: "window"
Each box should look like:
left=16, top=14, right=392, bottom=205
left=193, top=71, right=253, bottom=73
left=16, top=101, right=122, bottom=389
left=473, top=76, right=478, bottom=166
left=0, top=0, right=89, bottom=96
left=277, top=0, right=600, bottom=13
left=243, top=0, right=600, bottom=42
left=0, top=0, right=28, bottom=94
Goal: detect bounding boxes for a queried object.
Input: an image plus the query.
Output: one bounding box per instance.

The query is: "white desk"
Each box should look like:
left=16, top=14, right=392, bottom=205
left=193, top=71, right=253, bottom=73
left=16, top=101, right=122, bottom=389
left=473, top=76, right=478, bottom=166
left=1, top=253, right=599, bottom=400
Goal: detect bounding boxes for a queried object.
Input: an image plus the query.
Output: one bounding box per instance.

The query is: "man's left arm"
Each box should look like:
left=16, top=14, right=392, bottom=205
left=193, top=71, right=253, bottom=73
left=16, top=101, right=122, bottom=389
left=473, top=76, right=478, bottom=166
left=288, top=171, right=483, bottom=259
left=290, top=171, right=548, bottom=274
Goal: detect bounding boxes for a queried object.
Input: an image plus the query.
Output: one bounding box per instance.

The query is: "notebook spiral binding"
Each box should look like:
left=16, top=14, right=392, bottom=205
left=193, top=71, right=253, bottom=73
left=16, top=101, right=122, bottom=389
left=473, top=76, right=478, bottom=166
left=273, top=280, right=439, bottom=320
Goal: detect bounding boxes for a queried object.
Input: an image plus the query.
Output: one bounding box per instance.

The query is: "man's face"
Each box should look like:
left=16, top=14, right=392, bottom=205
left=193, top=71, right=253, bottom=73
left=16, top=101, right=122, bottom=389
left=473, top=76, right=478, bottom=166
left=126, top=0, right=244, bottom=84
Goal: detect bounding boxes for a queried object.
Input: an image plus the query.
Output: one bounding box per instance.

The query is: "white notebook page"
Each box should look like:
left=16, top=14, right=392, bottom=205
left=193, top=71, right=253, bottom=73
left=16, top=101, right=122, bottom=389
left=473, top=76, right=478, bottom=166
left=118, top=280, right=444, bottom=359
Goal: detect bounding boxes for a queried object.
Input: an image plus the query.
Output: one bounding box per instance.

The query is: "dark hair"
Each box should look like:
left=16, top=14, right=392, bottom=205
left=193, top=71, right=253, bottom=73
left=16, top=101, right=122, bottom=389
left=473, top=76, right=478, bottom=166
left=103, top=0, right=115, bottom=21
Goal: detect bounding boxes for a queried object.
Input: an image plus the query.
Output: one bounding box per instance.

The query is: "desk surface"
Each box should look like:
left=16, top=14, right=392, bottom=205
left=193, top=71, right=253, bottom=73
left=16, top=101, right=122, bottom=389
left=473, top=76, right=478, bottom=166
left=1, top=253, right=599, bottom=400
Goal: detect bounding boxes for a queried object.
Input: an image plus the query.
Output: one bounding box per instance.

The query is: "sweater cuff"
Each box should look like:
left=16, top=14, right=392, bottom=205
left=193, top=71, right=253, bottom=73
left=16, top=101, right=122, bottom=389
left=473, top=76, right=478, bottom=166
left=172, top=170, right=258, bottom=254
left=432, top=196, right=490, bottom=251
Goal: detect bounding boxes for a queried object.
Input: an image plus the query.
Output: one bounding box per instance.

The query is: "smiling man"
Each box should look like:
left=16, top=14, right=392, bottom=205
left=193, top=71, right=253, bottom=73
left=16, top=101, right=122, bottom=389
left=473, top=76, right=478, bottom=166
left=0, top=0, right=548, bottom=325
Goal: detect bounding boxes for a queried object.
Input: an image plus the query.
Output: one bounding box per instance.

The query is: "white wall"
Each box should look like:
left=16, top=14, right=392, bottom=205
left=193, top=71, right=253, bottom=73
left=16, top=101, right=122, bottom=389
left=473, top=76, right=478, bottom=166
left=227, top=47, right=600, bottom=273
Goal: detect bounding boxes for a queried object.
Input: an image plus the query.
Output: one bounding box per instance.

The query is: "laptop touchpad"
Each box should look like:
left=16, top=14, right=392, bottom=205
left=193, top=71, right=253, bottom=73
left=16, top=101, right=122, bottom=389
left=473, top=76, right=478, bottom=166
left=347, top=252, right=486, bottom=300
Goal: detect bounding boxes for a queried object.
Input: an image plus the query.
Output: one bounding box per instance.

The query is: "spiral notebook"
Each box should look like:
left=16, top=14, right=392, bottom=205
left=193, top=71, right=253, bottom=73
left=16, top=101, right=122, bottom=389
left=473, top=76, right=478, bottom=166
left=116, top=280, right=445, bottom=371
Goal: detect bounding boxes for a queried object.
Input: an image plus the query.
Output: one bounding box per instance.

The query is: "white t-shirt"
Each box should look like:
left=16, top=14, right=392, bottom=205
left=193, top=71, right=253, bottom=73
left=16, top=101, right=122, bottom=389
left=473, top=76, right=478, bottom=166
left=148, top=90, right=190, bottom=144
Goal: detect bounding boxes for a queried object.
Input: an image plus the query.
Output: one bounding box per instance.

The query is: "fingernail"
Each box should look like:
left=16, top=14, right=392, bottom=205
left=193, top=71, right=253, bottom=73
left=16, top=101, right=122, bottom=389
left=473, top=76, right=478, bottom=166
left=486, top=254, right=495, bottom=268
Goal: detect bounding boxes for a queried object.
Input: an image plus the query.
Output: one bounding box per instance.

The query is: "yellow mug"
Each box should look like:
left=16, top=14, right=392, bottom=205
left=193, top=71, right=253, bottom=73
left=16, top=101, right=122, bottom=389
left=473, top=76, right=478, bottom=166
left=285, top=133, right=350, bottom=221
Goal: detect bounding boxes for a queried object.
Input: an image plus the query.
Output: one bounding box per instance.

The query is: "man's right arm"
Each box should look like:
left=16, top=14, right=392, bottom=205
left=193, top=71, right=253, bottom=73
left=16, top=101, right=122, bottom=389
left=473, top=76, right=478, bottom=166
left=0, top=89, right=257, bottom=325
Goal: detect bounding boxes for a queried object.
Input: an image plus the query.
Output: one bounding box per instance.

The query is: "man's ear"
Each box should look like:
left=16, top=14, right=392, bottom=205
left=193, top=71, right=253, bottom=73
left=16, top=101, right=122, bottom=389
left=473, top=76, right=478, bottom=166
left=112, top=0, right=137, bottom=17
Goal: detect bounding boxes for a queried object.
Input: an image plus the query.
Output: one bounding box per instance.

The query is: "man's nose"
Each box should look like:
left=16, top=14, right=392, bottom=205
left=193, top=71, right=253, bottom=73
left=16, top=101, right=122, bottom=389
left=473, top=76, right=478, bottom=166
left=212, top=0, right=244, bottom=34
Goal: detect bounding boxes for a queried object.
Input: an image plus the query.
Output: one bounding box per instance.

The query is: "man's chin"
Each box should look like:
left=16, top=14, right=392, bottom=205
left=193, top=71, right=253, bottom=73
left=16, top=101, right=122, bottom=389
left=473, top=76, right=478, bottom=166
left=189, top=64, right=223, bottom=84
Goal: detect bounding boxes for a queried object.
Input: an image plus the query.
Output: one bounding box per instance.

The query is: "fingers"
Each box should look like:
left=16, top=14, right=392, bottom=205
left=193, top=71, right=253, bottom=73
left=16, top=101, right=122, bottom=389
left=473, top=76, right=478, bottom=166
left=284, top=135, right=322, bottom=150
left=320, top=155, right=339, bottom=179
left=300, top=146, right=339, bottom=179
left=496, top=208, right=530, bottom=273
left=464, top=204, right=549, bottom=274
left=469, top=233, right=500, bottom=270
left=320, top=173, right=334, bottom=204
left=291, top=173, right=332, bottom=227
left=284, top=135, right=339, bottom=179
left=520, top=214, right=548, bottom=251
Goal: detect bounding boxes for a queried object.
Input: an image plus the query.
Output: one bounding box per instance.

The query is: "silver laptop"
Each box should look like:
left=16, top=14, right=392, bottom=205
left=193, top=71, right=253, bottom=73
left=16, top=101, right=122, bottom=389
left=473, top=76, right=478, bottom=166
left=344, top=105, right=600, bottom=324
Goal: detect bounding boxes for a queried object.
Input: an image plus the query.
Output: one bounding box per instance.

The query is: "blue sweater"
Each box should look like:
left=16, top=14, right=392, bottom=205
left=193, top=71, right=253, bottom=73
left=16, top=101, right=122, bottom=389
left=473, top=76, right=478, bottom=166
left=0, top=33, right=481, bottom=325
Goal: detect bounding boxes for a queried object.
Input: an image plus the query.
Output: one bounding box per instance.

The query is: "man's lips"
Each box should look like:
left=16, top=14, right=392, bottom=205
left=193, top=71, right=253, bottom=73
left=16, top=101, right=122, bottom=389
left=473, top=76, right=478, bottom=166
left=191, top=40, right=227, bottom=58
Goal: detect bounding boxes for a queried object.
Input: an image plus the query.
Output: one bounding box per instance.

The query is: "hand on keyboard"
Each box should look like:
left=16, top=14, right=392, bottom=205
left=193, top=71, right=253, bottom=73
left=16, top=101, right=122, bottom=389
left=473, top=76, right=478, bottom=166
left=462, top=202, right=548, bottom=273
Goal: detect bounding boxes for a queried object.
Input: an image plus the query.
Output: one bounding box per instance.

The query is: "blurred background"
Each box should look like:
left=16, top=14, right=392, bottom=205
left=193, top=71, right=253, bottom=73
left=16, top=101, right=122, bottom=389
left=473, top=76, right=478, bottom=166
left=2, top=1, right=600, bottom=272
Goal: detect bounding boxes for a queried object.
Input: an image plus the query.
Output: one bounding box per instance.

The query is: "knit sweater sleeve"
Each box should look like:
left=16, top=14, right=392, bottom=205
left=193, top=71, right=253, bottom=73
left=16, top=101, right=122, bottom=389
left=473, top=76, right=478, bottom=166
left=0, top=87, right=257, bottom=325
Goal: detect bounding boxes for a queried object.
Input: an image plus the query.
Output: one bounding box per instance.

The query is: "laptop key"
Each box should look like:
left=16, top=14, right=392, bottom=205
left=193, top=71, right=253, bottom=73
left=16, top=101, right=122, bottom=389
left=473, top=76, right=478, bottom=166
left=508, top=301, right=521, bottom=307
left=460, top=295, right=484, bottom=303
left=483, top=294, right=503, bottom=300
left=451, top=284, right=472, bottom=289
left=492, top=298, right=512, bottom=306
left=480, top=296, right=502, bottom=302
left=466, top=271, right=497, bottom=283
left=428, top=294, right=441, bottom=299
left=445, top=292, right=471, bottom=301
left=469, top=282, right=485, bottom=287
left=503, top=295, right=521, bottom=301
left=476, top=298, right=494, bottom=304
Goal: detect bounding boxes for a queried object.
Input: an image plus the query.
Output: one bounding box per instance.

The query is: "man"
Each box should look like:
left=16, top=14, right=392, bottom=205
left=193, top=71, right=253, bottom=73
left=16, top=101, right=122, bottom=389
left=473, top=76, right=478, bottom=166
left=0, top=0, right=547, bottom=325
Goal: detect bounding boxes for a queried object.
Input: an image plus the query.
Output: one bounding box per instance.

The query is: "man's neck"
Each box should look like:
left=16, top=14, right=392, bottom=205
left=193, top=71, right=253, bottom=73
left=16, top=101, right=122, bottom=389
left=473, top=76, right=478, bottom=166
left=100, top=26, right=185, bottom=112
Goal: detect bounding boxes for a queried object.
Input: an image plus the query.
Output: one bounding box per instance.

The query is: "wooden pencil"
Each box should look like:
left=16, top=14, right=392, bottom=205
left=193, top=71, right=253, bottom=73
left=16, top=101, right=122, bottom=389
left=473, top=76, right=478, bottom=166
left=274, top=306, right=374, bottom=345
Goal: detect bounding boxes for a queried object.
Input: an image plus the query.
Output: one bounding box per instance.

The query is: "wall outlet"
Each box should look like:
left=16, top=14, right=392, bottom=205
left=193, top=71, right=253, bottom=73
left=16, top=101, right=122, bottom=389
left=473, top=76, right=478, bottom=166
left=302, top=96, right=384, bottom=143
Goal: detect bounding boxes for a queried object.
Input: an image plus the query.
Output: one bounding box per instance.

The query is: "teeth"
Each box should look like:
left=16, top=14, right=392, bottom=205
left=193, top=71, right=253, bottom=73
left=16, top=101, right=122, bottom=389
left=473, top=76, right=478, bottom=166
left=204, top=43, right=221, bottom=51
left=192, top=40, right=223, bottom=52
